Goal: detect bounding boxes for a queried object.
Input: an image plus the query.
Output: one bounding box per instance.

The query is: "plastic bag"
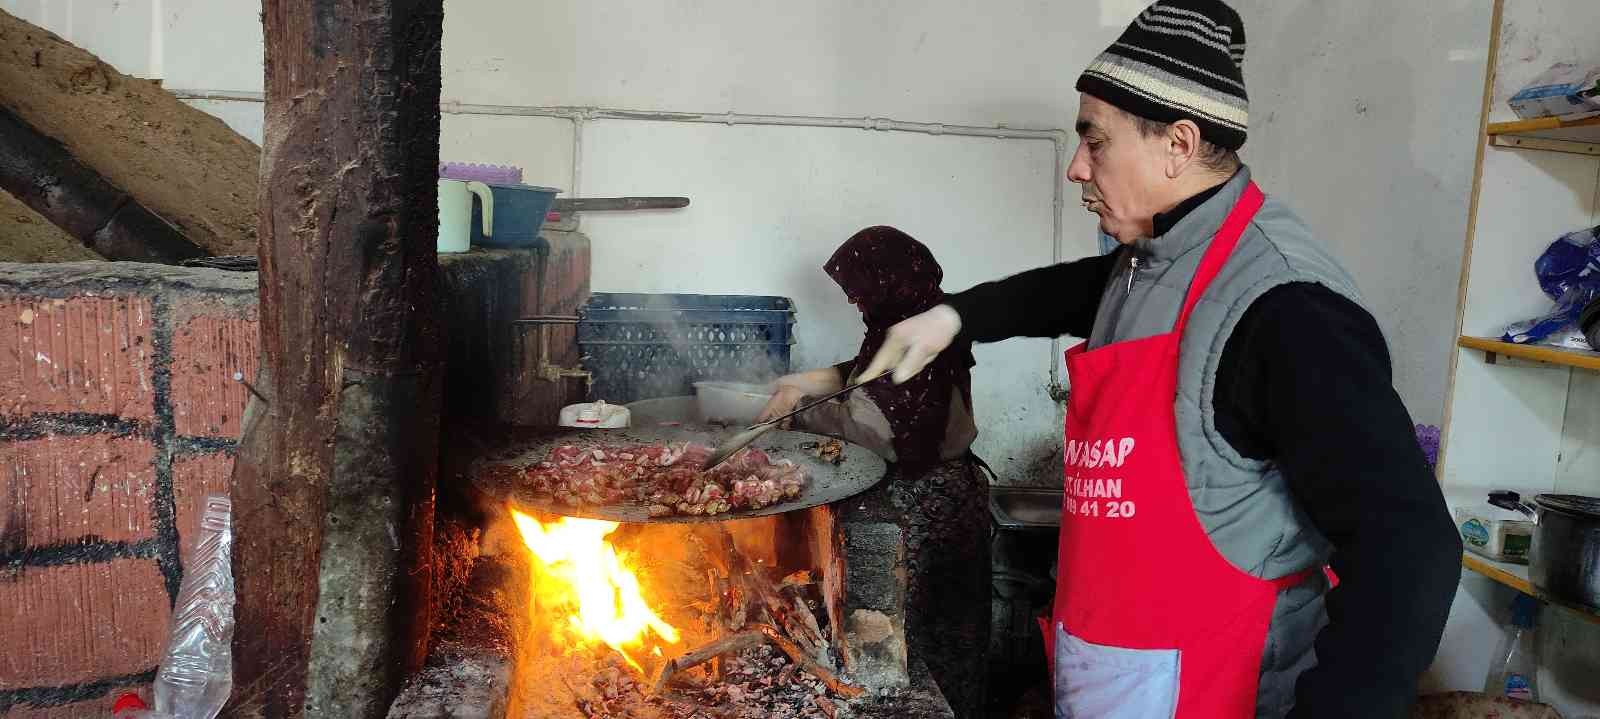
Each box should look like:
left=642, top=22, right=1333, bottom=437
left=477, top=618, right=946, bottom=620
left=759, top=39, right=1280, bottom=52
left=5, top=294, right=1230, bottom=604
left=1501, top=225, right=1600, bottom=348
left=1415, top=424, right=1441, bottom=468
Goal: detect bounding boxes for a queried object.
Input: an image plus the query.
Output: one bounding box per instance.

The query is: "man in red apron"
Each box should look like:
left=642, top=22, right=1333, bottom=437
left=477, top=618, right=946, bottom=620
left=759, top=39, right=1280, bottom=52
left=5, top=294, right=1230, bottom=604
left=861, top=2, right=1461, bottom=717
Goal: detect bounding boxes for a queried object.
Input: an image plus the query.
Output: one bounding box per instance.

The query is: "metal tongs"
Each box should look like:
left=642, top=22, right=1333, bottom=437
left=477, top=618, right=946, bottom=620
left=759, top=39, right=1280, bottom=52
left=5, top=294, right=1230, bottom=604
left=701, top=371, right=890, bottom=471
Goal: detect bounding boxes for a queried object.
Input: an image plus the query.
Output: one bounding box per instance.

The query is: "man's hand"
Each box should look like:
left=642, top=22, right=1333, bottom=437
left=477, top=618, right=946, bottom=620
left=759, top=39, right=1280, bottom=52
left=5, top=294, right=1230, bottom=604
left=859, top=304, right=962, bottom=384
left=756, top=384, right=807, bottom=429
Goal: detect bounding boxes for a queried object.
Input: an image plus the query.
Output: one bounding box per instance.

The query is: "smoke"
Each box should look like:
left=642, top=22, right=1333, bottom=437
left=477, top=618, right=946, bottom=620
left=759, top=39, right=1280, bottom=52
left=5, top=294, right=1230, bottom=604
left=581, top=293, right=795, bottom=403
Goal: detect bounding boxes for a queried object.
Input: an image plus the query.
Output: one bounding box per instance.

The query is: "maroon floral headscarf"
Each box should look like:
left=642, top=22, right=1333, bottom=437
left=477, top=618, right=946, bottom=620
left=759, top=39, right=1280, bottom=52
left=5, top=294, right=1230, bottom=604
left=824, top=226, right=974, bottom=471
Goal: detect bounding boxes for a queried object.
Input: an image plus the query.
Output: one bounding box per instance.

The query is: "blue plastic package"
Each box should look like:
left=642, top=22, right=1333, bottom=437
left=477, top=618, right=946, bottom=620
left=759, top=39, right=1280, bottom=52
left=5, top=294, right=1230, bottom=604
left=1501, top=225, right=1600, bottom=347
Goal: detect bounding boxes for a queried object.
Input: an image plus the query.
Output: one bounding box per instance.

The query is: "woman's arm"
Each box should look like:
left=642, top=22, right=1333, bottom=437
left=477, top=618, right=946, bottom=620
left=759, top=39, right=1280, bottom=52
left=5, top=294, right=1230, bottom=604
left=790, top=392, right=897, bottom=461
left=756, top=366, right=848, bottom=425
left=776, top=366, right=845, bottom=395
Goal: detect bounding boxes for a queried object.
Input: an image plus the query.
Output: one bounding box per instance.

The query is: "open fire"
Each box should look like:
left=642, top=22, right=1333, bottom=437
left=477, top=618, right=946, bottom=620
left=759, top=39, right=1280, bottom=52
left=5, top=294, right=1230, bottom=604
left=511, top=511, right=682, bottom=670
left=507, top=506, right=864, bottom=719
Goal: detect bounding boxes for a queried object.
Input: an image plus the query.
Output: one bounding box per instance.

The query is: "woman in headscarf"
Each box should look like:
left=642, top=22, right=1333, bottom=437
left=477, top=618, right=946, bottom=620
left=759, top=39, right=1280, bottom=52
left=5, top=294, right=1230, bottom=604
left=757, top=225, right=990, bottom=718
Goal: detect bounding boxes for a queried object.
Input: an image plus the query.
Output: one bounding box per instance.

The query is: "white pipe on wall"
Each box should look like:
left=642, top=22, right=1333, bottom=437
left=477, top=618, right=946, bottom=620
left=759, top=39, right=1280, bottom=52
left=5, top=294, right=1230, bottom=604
left=169, top=89, right=1074, bottom=397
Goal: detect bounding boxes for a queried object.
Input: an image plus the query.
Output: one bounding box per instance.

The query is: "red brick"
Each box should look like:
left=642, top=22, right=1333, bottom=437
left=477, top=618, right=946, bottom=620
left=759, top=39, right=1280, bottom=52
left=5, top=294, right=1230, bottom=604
left=0, top=296, right=155, bottom=421
left=0, top=559, right=169, bottom=688
left=0, top=435, right=157, bottom=546
left=2, top=685, right=148, bottom=718
left=171, top=452, right=233, bottom=572
left=169, top=305, right=257, bottom=439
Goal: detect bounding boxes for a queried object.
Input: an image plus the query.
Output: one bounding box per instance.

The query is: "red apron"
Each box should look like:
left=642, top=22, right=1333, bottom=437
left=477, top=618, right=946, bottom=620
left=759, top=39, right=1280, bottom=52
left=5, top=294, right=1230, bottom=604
left=1044, top=183, right=1314, bottom=718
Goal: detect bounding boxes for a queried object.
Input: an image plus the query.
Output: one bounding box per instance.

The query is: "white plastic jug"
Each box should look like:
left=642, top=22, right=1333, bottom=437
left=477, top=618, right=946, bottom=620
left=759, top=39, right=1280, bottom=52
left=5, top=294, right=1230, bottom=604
left=437, top=179, right=493, bottom=253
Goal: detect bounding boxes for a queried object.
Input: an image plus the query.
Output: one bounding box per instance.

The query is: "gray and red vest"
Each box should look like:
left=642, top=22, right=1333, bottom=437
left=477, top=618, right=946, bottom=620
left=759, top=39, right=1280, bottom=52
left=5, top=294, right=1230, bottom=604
left=1070, top=167, right=1363, bottom=718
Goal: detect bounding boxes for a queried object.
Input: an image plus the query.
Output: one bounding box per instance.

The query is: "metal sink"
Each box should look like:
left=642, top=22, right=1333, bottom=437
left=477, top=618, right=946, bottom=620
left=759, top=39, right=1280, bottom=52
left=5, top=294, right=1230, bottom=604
left=990, top=487, right=1064, bottom=531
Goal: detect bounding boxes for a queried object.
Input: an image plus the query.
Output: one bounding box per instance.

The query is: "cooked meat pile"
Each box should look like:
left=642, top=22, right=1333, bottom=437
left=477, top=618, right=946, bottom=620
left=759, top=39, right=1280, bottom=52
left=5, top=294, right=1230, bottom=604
left=522, top=443, right=808, bottom=518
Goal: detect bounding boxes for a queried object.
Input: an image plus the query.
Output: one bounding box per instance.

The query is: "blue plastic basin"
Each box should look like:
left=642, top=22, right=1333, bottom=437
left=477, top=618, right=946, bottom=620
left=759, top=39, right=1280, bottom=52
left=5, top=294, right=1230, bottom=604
left=471, top=184, right=560, bottom=247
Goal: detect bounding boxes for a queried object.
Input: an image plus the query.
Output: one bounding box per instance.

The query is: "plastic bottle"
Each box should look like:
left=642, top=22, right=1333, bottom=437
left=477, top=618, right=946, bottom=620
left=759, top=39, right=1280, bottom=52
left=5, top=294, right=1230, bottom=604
left=113, top=494, right=235, bottom=718
left=1483, top=593, right=1540, bottom=702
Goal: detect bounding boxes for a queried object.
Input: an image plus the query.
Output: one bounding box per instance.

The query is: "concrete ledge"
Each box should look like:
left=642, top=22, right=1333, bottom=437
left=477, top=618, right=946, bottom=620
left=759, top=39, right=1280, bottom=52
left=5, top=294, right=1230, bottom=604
left=388, top=550, right=530, bottom=719
left=387, top=659, right=513, bottom=719
left=0, top=260, right=256, bottom=298
left=853, top=656, right=955, bottom=719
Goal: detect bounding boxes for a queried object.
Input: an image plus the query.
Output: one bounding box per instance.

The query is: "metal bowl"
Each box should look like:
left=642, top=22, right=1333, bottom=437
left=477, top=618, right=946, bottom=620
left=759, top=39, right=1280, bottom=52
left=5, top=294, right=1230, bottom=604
left=990, top=487, right=1064, bottom=531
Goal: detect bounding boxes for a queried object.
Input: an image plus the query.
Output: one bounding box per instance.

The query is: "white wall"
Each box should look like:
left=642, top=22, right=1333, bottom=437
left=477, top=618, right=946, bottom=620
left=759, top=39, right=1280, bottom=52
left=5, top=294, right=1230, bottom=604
left=1232, top=0, right=1490, bottom=426
left=0, top=0, right=162, bottom=77
left=12, top=0, right=1488, bottom=471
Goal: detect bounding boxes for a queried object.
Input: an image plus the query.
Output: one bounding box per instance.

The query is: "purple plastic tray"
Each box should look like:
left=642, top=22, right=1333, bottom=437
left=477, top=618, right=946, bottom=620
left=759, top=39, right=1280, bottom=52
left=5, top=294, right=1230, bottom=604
left=439, top=162, right=521, bottom=185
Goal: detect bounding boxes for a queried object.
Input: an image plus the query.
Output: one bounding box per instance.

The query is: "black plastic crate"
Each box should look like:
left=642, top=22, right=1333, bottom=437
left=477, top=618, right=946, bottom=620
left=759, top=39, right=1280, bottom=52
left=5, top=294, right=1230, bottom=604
left=577, top=293, right=797, bottom=403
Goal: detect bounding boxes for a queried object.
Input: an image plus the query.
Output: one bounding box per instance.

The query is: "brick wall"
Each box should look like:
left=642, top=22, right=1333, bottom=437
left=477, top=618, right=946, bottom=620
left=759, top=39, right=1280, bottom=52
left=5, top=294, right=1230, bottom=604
left=0, top=263, right=255, bottom=715
left=0, top=237, right=587, bottom=715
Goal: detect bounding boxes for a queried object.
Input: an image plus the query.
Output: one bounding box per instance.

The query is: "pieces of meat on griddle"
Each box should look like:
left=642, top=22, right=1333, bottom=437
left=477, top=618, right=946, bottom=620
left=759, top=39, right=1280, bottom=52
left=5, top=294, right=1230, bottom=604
left=519, top=442, right=806, bottom=518
left=676, top=443, right=714, bottom=468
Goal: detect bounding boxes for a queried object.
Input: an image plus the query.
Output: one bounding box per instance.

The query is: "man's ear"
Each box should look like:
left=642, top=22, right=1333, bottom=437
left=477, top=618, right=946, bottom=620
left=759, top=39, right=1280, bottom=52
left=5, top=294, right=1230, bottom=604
left=1166, top=119, right=1204, bottom=178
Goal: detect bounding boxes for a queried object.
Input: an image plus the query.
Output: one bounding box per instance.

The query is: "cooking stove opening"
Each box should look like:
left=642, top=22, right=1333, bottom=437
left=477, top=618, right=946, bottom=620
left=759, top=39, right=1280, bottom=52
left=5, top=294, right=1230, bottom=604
left=505, top=506, right=857, bottom=719
left=403, top=420, right=957, bottom=719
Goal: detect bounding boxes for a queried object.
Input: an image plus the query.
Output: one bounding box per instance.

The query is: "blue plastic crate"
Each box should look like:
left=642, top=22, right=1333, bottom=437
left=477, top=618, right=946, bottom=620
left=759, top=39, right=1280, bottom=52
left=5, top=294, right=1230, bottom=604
left=577, top=293, right=797, bottom=403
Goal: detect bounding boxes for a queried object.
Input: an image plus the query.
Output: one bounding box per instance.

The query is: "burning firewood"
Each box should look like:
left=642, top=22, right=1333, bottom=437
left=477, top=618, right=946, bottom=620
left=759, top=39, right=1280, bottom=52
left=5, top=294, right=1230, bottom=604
left=653, top=630, right=765, bottom=695
left=780, top=585, right=827, bottom=656
left=772, top=590, right=823, bottom=659
left=555, top=520, right=852, bottom=718
left=652, top=623, right=864, bottom=708
left=753, top=624, right=864, bottom=700
left=716, top=529, right=823, bottom=659
left=813, top=695, right=839, bottom=719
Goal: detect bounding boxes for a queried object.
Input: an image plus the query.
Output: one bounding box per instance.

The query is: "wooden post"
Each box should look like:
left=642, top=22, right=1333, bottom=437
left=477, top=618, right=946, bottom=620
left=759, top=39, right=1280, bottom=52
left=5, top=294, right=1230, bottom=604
left=228, top=2, right=444, bottom=717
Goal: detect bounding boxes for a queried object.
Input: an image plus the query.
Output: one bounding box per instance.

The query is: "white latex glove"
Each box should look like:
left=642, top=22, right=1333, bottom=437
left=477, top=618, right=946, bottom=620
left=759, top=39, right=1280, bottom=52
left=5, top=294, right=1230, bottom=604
left=858, top=304, right=962, bottom=384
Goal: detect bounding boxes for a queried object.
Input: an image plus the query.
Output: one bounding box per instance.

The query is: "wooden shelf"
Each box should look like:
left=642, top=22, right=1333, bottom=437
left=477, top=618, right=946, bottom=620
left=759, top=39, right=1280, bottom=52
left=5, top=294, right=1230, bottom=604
left=1462, top=553, right=1600, bottom=625
left=1459, top=336, right=1600, bottom=371
left=1486, top=115, right=1600, bottom=156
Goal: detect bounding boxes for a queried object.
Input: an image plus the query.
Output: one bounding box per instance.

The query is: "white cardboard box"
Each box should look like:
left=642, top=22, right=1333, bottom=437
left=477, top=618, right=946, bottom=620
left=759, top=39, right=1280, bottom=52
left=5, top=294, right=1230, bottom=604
left=1453, top=505, right=1534, bottom=564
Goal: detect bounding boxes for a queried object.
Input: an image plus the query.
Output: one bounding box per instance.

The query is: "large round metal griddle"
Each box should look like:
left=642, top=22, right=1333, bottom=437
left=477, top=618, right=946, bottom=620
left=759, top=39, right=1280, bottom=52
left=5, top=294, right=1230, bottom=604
left=471, top=425, right=888, bottom=523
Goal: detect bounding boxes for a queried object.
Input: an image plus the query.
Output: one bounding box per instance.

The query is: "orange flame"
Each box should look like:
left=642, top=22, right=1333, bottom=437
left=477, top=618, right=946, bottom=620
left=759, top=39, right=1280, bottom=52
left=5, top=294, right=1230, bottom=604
left=510, top=510, right=679, bottom=669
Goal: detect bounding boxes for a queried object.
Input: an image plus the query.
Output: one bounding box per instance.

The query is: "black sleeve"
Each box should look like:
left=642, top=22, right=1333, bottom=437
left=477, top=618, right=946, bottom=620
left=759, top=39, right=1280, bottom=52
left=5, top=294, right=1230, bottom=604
left=943, top=250, right=1121, bottom=343
left=1214, top=283, right=1462, bottom=719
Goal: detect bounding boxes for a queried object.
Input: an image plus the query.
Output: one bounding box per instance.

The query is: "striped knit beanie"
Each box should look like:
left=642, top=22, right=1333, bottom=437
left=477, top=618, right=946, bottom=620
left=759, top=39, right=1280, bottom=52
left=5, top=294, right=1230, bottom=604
left=1076, top=0, right=1249, bottom=150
